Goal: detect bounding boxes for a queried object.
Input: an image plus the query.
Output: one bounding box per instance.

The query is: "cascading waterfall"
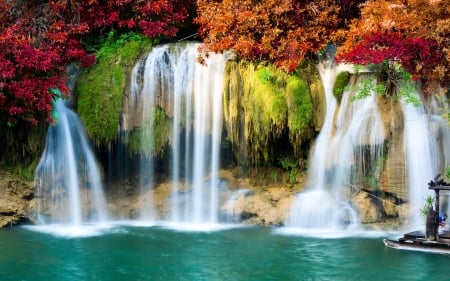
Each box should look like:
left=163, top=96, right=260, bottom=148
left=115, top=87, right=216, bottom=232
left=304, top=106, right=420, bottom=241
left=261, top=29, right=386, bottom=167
left=287, top=62, right=385, bottom=230
left=403, top=92, right=450, bottom=229
left=129, top=42, right=228, bottom=225
left=35, top=99, right=108, bottom=225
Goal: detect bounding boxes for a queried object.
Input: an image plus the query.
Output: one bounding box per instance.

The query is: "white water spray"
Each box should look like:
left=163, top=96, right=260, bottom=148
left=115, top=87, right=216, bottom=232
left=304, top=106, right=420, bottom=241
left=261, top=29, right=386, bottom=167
left=130, top=43, right=229, bottom=225
left=35, top=100, right=108, bottom=225
left=287, top=63, right=384, bottom=231
left=403, top=92, right=450, bottom=229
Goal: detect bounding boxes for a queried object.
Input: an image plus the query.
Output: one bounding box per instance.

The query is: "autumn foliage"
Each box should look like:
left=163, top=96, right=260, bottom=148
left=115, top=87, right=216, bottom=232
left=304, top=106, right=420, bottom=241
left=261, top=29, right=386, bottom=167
left=335, top=0, right=450, bottom=92
left=0, top=0, right=449, bottom=126
left=195, top=0, right=364, bottom=72
left=0, top=0, right=192, bottom=126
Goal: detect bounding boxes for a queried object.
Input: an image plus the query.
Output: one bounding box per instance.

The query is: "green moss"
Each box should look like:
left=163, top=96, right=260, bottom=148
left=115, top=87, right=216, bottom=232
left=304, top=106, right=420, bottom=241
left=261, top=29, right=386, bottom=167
left=279, top=155, right=300, bottom=184
left=76, top=32, right=154, bottom=145
left=333, top=71, right=351, bottom=103
left=246, top=65, right=288, bottom=163
left=128, top=107, right=170, bottom=158
left=12, top=157, right=40, bottom=181
left=224, top=61, right=312, bottom=166
left=286, top=76, right=312, bottom=134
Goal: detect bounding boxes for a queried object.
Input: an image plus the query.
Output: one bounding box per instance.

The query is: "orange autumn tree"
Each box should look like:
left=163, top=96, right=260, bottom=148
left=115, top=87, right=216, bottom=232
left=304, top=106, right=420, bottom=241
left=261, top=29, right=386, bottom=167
left=195, top=0, right=363, bottom=72
left=336, top=0, right=450, bottom=93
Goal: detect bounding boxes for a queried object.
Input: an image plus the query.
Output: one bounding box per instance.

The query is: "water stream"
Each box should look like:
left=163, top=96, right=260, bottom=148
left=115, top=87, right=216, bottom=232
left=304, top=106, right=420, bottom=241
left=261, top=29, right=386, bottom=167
left=34, top=100, right=108, bottom=226
left=287, top=60, right=449, bottom=232
left=33, top=43, right=449, bottom=235
left=403, top=92, right=450, bottom=228
left=288, top=63, right=385, bottom=231
left=128, top=43, right=229, bottom=225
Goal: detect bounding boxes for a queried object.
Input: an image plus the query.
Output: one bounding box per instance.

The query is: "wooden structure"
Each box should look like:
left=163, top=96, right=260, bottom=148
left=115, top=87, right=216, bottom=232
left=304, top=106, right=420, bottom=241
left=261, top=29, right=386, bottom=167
left=384, top=175, right=450, bottom=254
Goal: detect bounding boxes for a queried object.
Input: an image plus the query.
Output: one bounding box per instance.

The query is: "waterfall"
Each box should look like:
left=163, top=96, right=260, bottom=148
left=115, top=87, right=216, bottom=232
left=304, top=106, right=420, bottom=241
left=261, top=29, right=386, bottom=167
left=35, top=100, right=108, bottom=225
left=129, top=42, right=229, bottom=225
left=403, top=92, right=450, bottom=229
left=287, top=62, right=385, bottom=231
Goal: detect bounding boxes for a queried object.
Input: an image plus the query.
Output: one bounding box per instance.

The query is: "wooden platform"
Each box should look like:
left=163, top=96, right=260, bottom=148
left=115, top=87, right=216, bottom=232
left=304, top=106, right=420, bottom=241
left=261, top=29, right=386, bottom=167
left=384, top=178, right=450, bottom=254
left=384, top=230, right=450, bottom=254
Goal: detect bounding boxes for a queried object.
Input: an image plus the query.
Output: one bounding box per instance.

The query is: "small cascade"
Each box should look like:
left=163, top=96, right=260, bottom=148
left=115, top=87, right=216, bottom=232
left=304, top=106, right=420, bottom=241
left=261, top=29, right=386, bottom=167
left=403, top=92, right=450, bottom=228
left=128, top=42, right=229, bottom=225
left=287, top=62, right=385, bottom=230
left=35, top=99, right=108, bottom=225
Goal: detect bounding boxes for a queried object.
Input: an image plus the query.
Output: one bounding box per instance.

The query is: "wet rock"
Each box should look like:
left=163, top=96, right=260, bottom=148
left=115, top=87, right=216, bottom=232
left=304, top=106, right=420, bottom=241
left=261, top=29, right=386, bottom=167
left=0, top=171, right=34, bottom=227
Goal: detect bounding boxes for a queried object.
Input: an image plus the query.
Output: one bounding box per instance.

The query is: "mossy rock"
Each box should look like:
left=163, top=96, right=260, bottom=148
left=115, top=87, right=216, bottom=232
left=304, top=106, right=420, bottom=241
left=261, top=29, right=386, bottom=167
left=333, top=71, right=351, bottom=103
left=128, top=107, right=170, bottom=158
left=286, top=76, right=312, bottom=135
left=76, top=32, right=153, bottom=145
left=224, top=61, right=312, bottom=166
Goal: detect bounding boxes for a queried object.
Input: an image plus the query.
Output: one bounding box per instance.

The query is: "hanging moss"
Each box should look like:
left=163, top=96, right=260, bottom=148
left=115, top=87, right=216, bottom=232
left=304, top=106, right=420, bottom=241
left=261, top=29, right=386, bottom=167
left=76, top=32, right=154, bottom=146
left=286, top=76, right=313, bottom=156
left=128, top=106, right=170, bottom=158
left=245, top=65, right=288, bottom=163
left=333, top=71, right=351, bottom=103
left=224, top=61, right=313, bottom=166
left=254, top=66, right=288, bottom=135
left=286, top=76, right=312, bottom=134
left=0, top=122, right=46, bottom=163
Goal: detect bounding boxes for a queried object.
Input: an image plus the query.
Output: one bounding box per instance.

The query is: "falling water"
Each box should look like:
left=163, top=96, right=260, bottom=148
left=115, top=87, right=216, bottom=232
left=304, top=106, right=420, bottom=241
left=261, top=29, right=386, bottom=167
left=403, top=92, right=450, bottom=228
left=35, top=99, right=108, bottom=225
left=129, top=43, right=228, bottom=225
left=287, top=62, right=385, bottom=230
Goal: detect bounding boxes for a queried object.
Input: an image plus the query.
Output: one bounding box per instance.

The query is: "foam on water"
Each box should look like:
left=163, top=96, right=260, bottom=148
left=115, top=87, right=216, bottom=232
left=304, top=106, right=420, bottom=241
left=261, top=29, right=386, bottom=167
left=23, top=223, right=115, bottom=238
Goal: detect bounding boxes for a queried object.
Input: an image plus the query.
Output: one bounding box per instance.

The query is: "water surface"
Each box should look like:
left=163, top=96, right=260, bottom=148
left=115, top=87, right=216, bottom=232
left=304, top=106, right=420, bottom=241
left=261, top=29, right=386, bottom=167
left=0, top=225, right=448, bottom=281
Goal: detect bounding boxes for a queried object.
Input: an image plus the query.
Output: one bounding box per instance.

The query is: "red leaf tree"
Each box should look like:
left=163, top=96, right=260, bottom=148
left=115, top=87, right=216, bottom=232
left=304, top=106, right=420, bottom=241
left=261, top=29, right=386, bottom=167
left=335, top=0, right=449, bottom=93
left=0, top=0, right=192, bottom=126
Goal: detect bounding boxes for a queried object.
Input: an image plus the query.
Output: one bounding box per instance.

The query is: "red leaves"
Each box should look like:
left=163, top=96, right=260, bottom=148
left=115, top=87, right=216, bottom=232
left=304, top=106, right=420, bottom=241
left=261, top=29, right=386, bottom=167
left=0, top=0, right=192, bottom=126
left=0, top=55, right=15, bottom=79
left=80, top=54, right=96, bottom=68
left=335, top=32, right=443, bottom=82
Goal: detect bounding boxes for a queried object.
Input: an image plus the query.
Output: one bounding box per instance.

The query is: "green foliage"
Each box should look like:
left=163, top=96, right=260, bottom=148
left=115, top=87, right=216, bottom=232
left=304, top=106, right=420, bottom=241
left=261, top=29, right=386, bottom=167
left=76, top=32, right=153, bottom=145
left=333, top=71, right=351, bottom=103
left=351, top=62, right=421, bottom=107
left=270, top=169, right=279, bottom=182
left=128, top=107, right=170, bottom=157
left=420, top=195, right=435, bottom=218
left=257, top=68, right=273, bottom=81
left=12, top=159, right=39, bottom=181
left=398, top=79, right=421, bottom=107
left=95, top=31, right=155, bottom=64
left=444, top=166, right=450, bottom=181
left=247, top=65, right=289, bottom=163
left=224, top=61, right=313, bottom=167
left=279, top=155, right=299, bottom=184
left=286, top=76, right=312, bottom=135
left=351, top=76, right=385, bottom=101
left=353, top=65, right=362, bottom=75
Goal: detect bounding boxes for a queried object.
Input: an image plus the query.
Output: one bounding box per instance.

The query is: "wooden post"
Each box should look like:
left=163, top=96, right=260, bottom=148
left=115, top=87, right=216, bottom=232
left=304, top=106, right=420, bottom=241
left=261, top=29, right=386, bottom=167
left=435, top=189, right=440, bottom=241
